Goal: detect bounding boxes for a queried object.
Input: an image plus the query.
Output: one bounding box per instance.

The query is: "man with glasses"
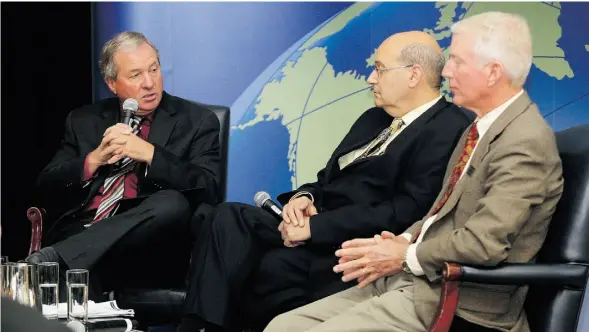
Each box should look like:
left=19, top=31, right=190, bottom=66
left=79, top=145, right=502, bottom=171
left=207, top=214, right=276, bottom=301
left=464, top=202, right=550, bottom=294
left=267, top=12, right=563, bottom=332
left=179, top=31, right=473, bottom=332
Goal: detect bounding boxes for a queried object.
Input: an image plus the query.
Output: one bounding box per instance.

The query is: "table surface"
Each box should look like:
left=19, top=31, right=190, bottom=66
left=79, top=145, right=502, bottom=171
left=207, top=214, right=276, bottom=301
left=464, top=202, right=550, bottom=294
left=58, top=318, right=143, bottom=332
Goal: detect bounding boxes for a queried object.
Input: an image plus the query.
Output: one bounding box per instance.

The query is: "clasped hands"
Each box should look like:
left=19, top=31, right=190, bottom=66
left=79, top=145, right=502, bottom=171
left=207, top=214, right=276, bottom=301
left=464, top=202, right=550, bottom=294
left=278, top=196, right=317, bottom=247
left=333, top=231, right=410, bottom=288
left=89, top=123, right=154, bottom=169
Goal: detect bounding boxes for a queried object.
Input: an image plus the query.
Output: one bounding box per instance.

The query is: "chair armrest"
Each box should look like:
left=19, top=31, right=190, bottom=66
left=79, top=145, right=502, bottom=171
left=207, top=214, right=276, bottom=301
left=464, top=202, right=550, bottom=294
left=26, top=207, right=45, bottom=256
left=458, top=263, right=587, bottom=289
left=428, top=263, right=462, bottom=332
left=427, top=262, right=589, bottom=332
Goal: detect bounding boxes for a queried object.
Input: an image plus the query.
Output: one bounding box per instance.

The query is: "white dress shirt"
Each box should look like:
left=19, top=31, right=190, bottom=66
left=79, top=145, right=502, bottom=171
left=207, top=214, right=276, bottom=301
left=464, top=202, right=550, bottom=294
left=401, top=89, right=524, bottom=275
left=338, top=95, right=443, bottom=170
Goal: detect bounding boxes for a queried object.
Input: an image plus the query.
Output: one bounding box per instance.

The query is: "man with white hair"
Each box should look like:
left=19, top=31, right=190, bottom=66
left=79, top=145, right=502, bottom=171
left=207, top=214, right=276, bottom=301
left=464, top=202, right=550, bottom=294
left=266, top=11, right=564, bottom=332
left=179, top=31, right=474, bottom=332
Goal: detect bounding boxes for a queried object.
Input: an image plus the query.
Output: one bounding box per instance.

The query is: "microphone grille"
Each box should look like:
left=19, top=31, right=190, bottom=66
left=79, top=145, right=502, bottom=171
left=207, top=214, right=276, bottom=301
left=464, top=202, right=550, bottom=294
left=254, top=191, right=271, bottom=207
left=122, top=98, right=139, bottom=112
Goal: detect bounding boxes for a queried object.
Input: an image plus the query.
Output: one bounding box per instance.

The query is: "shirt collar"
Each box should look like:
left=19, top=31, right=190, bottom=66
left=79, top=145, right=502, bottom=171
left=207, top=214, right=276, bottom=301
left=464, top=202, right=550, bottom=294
left=475, top=89, right=524, bottom=138
left=398, top=95, right=443, bottom=126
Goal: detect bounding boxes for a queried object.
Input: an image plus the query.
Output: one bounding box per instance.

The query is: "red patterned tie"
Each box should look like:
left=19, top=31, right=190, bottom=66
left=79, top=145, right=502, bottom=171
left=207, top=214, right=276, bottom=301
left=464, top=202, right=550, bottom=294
left=431, top=123, right=479, bottom=215
left=92, top=115, right=143, bottom=222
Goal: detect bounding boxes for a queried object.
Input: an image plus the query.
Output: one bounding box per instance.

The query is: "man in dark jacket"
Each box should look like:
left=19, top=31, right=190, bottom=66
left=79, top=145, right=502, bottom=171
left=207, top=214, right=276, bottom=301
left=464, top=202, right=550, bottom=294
left=26, top=31, right=221, bottom=300
left=179, top=31, right=473, bottom=332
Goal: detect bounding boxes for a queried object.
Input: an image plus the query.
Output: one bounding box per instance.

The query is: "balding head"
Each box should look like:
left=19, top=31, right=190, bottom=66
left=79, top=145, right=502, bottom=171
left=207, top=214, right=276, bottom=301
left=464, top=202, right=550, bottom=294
left=367, top=31, right=445, bottom=117
left=379, top=31, right=445, bottom=89
left=380, top=31, right=442, bottom=54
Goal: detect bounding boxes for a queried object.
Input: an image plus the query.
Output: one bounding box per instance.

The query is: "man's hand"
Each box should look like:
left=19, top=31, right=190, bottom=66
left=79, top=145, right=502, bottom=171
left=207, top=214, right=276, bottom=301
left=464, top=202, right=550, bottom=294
left=278, top=219, right=311, bottom=246
left=86, top=124, right=135, bottom=174
left=333, top=231, right=409, bottom=288
left=282, top=196, right=318, bottom=227
left=100, top=124, right=155, bottom=165
left=278, top=223, right=304, bottom=248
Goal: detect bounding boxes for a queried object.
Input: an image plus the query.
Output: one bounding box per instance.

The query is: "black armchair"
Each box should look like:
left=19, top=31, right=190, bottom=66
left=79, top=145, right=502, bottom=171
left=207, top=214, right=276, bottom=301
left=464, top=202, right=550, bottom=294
left=429, top=124, right=589, bottom=332
left=26, top=103, right=231, bottom=327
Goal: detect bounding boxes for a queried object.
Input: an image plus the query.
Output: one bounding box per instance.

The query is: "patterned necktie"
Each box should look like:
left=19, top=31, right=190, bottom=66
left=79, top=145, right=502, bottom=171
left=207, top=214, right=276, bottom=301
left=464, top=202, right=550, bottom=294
left=92, top=115, right=143, bottom=222
left=357, top=118, right=404, bottom=160
left=431, top=122, right=479, bottom=215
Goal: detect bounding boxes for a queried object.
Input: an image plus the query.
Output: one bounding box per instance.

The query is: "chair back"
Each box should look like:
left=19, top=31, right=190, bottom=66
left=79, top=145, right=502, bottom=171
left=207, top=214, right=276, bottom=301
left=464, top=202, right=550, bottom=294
left=524, top=124, right=589, bottom=332
left=192, top=102, right=230, bottom=203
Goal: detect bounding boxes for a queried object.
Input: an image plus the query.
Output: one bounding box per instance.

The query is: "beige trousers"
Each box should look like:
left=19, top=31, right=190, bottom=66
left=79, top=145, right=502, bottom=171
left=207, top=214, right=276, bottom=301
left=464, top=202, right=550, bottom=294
left=264, top=272, right=426, bottom=332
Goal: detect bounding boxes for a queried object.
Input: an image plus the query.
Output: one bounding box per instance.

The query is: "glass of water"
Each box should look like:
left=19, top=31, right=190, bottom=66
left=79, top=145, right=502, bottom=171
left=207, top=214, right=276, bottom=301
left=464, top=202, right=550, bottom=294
left=66, top=269, right=88, bottom=324
left=38, top=262, right=59, bottom=319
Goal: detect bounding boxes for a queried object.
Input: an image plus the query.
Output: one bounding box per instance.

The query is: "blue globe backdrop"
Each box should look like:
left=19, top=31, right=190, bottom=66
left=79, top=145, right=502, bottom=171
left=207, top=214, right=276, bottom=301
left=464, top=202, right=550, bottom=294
left=228, top=2, right=589, bottom=203
left=92, top=2, right=589, bottom=205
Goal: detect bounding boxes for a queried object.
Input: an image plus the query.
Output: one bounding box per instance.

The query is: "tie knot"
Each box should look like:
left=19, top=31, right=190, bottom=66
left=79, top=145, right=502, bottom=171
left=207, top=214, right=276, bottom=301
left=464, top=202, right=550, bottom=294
left=391, top=118, right=404, bottom=131
left=469, top=122, right=479, bottom=139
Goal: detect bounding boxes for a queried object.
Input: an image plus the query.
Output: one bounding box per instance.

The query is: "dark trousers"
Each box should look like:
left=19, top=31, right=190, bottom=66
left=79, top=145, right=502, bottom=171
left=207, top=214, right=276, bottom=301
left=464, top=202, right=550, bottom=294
left=48, top=190, right=192, bottom=300
left=183, top=202, right=353, bottom=331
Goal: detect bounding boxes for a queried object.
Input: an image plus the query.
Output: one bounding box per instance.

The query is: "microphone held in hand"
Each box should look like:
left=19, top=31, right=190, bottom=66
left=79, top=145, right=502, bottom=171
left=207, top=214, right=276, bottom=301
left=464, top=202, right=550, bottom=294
left=121, top=98, right=139, bottom=125
left=254, top=191, right=283, bottom=221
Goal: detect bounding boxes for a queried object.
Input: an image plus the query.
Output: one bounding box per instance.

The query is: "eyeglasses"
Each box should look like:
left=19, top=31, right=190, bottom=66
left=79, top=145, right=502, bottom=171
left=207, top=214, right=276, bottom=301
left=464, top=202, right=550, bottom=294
left=372, top=64, right=413, bottom=78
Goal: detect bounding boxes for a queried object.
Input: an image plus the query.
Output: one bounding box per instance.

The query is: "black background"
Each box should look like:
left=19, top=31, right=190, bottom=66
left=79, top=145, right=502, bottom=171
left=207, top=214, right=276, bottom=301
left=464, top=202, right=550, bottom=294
left=2, top=3, right=93, bottom=260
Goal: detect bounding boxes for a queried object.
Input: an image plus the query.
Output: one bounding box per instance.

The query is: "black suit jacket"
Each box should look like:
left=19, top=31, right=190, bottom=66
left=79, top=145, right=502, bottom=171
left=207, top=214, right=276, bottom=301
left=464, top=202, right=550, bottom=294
left=278, top=98, right=474, bottom=246
left=37, top=91, right=221, bottom=231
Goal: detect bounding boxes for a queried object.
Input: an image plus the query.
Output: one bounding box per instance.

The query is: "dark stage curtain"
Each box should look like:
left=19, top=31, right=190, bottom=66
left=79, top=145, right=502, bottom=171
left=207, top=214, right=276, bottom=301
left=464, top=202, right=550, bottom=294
left=1, top=3, right=93, bottom=260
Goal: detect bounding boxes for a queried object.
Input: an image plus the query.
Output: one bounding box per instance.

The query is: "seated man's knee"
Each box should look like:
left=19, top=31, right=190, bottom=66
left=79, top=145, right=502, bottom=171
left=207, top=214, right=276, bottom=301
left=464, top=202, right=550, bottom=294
left=215, top=201, right=238, bottom=213
left=265, top=313, right=293, bottom=332
left=209, top=202, right=239, bottom=230
left=149, top=189, right=191, bottom=222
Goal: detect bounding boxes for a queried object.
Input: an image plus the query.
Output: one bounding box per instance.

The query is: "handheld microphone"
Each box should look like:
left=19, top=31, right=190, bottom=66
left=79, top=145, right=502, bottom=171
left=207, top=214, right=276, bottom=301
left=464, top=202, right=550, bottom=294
left=254, top=191, right=283, bottom=221
left=121, top=98, right=139, bottom=125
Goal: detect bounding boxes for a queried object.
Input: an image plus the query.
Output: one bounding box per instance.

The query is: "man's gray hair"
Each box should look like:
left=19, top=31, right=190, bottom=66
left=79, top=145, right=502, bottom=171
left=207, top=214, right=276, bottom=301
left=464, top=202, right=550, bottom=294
left=451, top=11, right=532, bottom=87
left=99, top=31, right=160, bottom=81
left=398, top=43, right=445, bottom=89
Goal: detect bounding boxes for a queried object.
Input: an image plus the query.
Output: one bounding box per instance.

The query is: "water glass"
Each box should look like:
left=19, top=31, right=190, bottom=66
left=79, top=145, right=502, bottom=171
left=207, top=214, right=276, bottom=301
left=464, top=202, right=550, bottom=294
left=1, top=262, right=15, bottom=297
left=38, top=262, right=59, bottom=319
left=66, top=269, right=89, bottom=325
left=1, top=262, right=42, bottom=312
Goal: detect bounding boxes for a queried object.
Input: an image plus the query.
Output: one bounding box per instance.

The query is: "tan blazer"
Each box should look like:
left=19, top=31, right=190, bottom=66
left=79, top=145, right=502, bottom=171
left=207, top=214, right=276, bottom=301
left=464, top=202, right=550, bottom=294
left=404, top=92, right=564, bottom=332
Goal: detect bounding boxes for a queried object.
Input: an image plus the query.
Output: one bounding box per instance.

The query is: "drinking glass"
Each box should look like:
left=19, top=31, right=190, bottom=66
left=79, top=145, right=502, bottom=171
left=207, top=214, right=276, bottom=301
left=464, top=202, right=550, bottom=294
left=38, top=262, right=59, bottom=319
left=1, top=262, right=42, bottom=311
left=66, top=269, right=88, bottom=325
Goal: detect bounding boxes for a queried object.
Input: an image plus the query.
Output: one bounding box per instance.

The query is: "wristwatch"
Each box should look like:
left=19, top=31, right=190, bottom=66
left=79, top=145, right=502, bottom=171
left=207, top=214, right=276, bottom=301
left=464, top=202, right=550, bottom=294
left=401, top=249, right=412, bottom=274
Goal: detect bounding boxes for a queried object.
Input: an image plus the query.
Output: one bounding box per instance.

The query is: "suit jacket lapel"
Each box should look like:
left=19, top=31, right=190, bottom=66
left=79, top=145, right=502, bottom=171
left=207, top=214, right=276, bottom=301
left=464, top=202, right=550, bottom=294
left=432, top=92, right=534, bottom=221
left=339, top=98, right=452, bottom=172
left=335, top=117, right=389, bottom=160
left=323, top=112, right=389, bottom=181
left=97, top=99, right=120, bottom=144
left=382, top=98, right=450, bottom=157
left=148, top=93, right=178, bottom=148
left=424, top=124, right=471, bottom=218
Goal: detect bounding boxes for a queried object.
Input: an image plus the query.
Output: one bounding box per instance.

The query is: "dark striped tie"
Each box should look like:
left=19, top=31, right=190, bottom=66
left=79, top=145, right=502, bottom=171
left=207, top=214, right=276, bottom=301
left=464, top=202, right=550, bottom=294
left=92, top=115, right=143, bottom=222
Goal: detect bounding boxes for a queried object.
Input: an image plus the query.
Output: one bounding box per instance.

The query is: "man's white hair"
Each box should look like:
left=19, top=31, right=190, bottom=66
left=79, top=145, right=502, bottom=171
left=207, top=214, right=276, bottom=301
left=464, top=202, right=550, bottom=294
left=451, top=11, right=533, bottom=87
